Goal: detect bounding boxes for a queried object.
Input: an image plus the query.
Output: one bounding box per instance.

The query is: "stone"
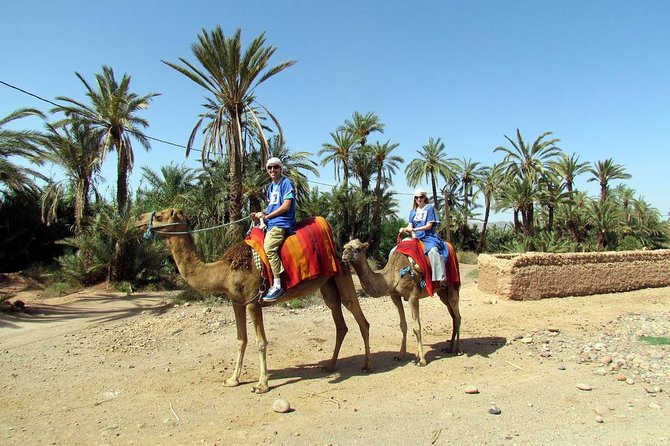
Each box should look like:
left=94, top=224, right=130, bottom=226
left=488, top=405, right=501, bottom=415
left=272, top=398, right=291, bottom=413
left=577, top=384, right=593, bottom=391
left=464, top=385, right=479, bottom=394
left=594, top=405, right=609, bottom=416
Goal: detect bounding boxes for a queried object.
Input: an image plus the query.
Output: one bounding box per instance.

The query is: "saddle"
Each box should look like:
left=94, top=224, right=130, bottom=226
left=244, top=216, right=340, bottom=290
left=395, top=238, right=461, bottom=295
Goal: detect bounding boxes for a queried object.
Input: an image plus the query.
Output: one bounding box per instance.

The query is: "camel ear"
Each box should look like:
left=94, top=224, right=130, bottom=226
left=362, top=242, right=370, bottom=250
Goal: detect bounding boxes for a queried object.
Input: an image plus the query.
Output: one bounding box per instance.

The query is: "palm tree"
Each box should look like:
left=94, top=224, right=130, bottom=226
left=405, top=137, right=457, bottom=207
left=495, top=129, right=561, bottom=237
left=550, top=152, right=589, bottom=193
left=536, top=172, right=571, bottom=232
left=495, top=129, right=561, bottom=182
left=0, top=108, right=46, bottom=198
left=613, top=184, right=635, bottom=225
left=475, top=163, right=503, bottom=252
left=53, top=66, right=159, bottom=214
left=454, top=157, right=484, bottom=241
left=587, top=158, right=631, bottom=202
left=319, top=129, right=358, bottom=245
left=136, top=163, right=198, bottom=210
left=340, top=111, right=385, bottom=148
left=369, top=140, right=402, bottom=255
left=164, top=27, right=296, bottom=235
left=319, top=129, right=357, bottom=189
left=40, top=121, right=104, bottom=233
left=588, top=198, right=620, bottom=249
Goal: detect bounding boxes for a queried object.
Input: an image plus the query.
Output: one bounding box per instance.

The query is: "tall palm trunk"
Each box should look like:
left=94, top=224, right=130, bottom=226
left=442, top=188, right=452, bottom=242
left=227, top=109, right=245, bottom=239
left=476, top=196, right=491, bottom=253
left=117, top=148, right=129, bottom=213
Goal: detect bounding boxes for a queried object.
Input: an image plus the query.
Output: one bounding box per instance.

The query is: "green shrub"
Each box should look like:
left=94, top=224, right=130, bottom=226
left=457, top=251, right=478, bottom=265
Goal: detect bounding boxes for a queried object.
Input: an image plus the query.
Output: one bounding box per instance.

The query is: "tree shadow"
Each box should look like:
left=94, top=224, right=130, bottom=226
left=0, top=293, right=170, bottom=329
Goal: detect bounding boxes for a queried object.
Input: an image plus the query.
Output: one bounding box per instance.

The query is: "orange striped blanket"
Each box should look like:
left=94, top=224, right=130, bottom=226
left=244, top=216, right=340, bottom=290
left=395, top=239, right=461, bottom=296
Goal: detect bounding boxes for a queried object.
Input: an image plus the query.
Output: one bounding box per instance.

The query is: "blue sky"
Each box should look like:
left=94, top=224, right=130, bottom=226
left=2, top=0, right=669, bottom=221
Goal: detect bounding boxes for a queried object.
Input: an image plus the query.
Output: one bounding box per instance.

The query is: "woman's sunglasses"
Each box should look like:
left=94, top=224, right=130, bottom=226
left=267, top=165, right=281, bottom=171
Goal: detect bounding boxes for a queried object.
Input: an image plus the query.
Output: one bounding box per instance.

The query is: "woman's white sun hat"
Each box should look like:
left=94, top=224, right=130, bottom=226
left=413, top=188, right=428, bottom=197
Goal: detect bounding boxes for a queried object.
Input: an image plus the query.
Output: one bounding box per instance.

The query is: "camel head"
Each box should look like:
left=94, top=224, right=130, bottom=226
left=341, top=238, right=369, bottom=265
left=135, top=208, right=190, bottom=238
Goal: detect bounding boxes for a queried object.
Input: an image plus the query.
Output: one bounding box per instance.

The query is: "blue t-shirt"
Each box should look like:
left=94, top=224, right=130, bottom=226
left=408, top=203, right=447, bottom=258
left=265, top=176, right=296, bottom=233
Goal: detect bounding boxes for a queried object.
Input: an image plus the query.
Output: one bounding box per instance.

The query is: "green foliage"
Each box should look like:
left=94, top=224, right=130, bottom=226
left=55, top=203, right=174, bottom=287
left=41, top=281, right=76, bottom=299
left=457, top=251, right=478, bottom=265
left=639, top=336, right=670, bottom=346
left=170, top=286, right=206, bottom=305
left=529, top=231, right=577, bottom=253
left=0, top=192, right=71, bottom=272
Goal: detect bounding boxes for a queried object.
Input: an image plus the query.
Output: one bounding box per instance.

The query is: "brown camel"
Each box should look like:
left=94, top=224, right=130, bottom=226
left=341, top=239, right=461, bottom=366
left=136, top=208, right=372, bottom=393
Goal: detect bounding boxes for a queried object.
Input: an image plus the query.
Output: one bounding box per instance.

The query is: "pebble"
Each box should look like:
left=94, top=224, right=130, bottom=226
left=488, top=405, right=501, bottom=415
left=272, top=399, right=291, bottom=413
left=513, top=311, right=670, bottom=387
left=557, top=364, right=566, bottom=370
left=595, top=416, right=604, bottom=423
left=464, top=385, right=479, bottom=394
left=577, top=384, right=593, bottom=391
left=594, top=405, right=609, bottom=416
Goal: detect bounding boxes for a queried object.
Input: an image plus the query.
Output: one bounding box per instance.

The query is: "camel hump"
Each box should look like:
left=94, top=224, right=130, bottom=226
left=245, top=216, right=340, bottom=290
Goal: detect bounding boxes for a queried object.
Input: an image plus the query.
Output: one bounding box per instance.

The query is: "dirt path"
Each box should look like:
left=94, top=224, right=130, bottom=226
left=1, top=268, right=668, bottom=445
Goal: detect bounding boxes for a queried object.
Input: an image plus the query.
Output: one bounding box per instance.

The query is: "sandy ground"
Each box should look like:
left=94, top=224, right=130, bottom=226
left=1, top=265, right=669, bottom=446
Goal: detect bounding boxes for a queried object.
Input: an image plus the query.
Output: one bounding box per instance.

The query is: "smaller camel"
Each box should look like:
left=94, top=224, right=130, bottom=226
left=136, top=209, right=372, bottom=393
left=342, top=239, right=461, bottom=366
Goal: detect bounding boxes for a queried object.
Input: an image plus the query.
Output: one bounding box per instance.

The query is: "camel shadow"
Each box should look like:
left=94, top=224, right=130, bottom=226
left=267, top=350, right=407, bottom=390
left=424, top=336, right=508, bottom=361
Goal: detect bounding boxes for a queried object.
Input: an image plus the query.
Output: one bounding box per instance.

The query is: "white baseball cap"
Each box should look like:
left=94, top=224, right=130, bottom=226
left=413, top=188, right=428, bottom=197
left=266, top=157, right=283, bottom=168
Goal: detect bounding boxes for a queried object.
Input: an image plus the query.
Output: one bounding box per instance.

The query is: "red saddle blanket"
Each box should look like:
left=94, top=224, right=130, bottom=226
left=244, top=216, right=340, bottom=290
left=395, top=239, right=461, bottom=296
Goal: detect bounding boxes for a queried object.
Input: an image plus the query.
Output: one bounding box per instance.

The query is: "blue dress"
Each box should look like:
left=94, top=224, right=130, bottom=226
left=409, top=203, right=448, bottom=259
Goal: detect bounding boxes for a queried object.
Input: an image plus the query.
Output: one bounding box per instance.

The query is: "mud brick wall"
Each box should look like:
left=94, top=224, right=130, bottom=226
left=477, top=250, right=670, bottom=300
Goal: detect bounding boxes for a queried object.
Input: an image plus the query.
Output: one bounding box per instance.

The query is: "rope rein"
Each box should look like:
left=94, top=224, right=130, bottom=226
left=143, top=212, right=251, bottom=239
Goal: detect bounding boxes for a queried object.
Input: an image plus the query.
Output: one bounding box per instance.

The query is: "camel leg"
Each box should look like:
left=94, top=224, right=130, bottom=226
left=336, top=273, right=373, bottom=373
left=438, top=285, right=462, bottom=354
left=390, top=292, right=408, bottom=362
left=320, top=279, right=348, bottom=372
left=408, top=295, right=427, bottom=366
left=247, top=302, right=270, bottom=394
left=437, top=286, right=462, bottom=354
left=224, top=302, right=248, bottom=388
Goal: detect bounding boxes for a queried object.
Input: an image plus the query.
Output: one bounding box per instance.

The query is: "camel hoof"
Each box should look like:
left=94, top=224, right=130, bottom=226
left=223, top=378, right=240, bottom=387
left=252, top=384, right=270, bottom=394
left=415, top=359, right=427, bottom=367
left=362, top=365, right=374, bottom=373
